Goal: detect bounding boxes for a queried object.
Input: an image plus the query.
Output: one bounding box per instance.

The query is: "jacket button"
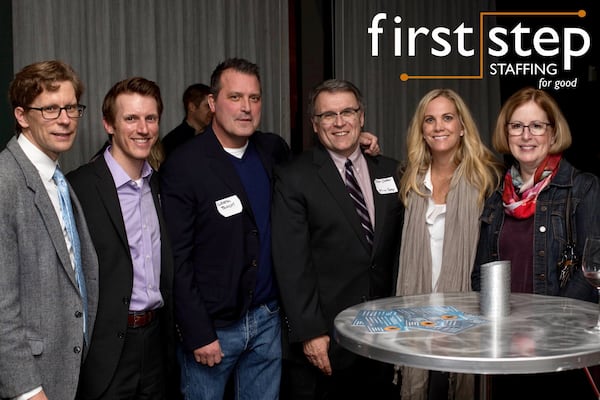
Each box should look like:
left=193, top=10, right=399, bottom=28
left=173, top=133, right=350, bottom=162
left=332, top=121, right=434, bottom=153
left=73, top=346, right=82, bottom=354
left=251, top=260, right=258, bottom=267
left=537, top=273, right=546, bottom=281
left=117, top=331, right=125, bottom=339
left=539, top=226, right=547, bottom=233
left=74, top=311, right=82, bottom=318
left=122, top=297, right=130, bottom=305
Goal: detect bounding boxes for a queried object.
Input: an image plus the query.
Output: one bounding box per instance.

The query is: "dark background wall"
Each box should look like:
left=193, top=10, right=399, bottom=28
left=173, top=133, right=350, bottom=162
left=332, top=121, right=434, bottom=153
left=292, top=0, right=599, bottom=176
left=495, top=0, right=599, bottom=176
left=2, top=1, right=598, bottom=176
left=0, top=1, right=13, bottom=148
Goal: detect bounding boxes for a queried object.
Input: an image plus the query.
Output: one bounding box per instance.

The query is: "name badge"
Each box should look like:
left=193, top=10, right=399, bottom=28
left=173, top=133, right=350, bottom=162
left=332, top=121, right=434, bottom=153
left=374, top=177, right=398, bottom=194
left=215, top=195, right=243, bottom=217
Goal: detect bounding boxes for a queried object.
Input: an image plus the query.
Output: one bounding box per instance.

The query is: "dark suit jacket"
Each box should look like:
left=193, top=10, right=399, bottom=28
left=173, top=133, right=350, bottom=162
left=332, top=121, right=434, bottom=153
left=67, top=155, right=176, bottom=399
left=271, top=144, right=403, bottom=369
left=162, top=119, right=196, bottom=158
left=159, top=126, right=290, bottom=352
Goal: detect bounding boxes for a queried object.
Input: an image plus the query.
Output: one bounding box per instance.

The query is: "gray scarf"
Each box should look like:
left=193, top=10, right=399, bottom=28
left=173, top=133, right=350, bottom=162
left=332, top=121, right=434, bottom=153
left=396, top=175, right=480, bottom=400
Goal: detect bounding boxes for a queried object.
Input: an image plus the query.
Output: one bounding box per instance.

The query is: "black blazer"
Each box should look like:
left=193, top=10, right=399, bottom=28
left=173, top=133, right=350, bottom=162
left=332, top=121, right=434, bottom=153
left=271, top=144, right=403, bottom=369
left=67, top=155, right=176, bottom=399
left=159, top=126, right=291, bottom=352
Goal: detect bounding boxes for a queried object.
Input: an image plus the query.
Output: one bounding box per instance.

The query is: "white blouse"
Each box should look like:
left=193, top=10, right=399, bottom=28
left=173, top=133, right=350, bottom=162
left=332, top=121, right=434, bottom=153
left=424, top=168, right=446, bottom=292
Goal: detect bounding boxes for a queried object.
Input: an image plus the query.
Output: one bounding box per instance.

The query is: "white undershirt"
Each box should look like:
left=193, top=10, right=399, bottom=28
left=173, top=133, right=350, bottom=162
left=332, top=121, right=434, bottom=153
left=424, top=167, right=446, bottom=292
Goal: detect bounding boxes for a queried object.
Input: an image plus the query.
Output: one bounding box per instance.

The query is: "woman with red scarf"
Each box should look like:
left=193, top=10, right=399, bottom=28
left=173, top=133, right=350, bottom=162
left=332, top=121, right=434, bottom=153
left=473, top=86, right=600, bottom=398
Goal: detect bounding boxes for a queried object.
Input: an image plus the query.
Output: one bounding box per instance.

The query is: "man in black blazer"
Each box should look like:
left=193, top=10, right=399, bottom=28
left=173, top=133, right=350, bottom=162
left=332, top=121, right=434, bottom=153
left=159, top=58, right=291, bottom=400
left=67, top=77, right=177, bottom=399
left=272, top=79, right=403, bottom=399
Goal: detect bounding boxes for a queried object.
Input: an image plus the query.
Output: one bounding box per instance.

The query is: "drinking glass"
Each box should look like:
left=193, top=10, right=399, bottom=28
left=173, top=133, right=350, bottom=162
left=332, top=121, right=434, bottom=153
left=582, top=237, right=600, bottom=333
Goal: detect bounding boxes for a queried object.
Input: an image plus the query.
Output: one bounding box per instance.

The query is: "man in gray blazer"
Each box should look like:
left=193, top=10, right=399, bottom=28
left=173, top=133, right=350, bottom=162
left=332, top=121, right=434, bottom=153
left=0, top=60, right=99, bottom=400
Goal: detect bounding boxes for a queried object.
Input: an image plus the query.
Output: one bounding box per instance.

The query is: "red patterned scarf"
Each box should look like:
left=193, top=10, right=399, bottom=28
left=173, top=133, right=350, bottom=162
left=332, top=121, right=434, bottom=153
left=502, top=153, right=561, bottom=219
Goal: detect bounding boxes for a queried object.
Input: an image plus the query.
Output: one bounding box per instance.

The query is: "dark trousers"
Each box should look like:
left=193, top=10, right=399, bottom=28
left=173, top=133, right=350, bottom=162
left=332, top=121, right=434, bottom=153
left=97, top=318, right=166, bottom=400
left=280, top=357, right=399, bottom=400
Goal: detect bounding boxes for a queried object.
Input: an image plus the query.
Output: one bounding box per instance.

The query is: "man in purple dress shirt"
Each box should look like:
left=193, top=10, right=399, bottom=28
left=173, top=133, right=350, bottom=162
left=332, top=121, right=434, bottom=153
left=67, top=77, right=178, bottom=400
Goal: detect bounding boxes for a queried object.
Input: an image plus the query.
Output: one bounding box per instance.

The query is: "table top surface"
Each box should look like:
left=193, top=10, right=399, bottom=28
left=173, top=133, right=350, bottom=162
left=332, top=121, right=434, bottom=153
left=334, top=292, right=600, bottom=374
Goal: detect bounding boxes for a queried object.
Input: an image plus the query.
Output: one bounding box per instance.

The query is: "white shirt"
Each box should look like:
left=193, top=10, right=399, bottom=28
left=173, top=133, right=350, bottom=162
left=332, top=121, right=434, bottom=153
left=424, top=167, right=446, bottom=292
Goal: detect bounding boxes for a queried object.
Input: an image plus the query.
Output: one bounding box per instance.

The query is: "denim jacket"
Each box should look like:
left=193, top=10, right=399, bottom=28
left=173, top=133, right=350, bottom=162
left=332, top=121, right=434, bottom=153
left=472, top=158, right=600, bottom=303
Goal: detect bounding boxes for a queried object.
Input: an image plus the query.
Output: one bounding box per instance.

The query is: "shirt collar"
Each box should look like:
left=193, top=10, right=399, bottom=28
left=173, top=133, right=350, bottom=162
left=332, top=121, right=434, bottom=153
left=17, top=134, right=59, bottom=183
left=424, top=165, right=433, bottom=192
left=327, top=145, right=364, bottom=172
left=103, top=145, right=153, bottom=188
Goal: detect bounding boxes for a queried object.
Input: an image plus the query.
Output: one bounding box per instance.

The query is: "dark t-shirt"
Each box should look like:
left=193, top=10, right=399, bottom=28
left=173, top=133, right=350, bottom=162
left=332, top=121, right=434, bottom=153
left=499, top=214, right=534, bottom=293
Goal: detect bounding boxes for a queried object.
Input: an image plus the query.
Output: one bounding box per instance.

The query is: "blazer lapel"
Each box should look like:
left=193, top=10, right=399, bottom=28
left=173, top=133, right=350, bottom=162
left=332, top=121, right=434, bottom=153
left=150, top=173, right=174, bottom=292
left=366, top=156, right=387, bottom=251
left=7, top=139, right=79, bottom=288
left=313, top=146, right=372, bottom=253
left=91, top=157, right=130, bottom=249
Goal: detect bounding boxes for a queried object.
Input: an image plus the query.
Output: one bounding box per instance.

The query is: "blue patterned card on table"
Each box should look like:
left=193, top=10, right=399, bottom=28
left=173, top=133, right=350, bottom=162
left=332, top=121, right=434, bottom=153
left=352, top=309, right=408, bottom=333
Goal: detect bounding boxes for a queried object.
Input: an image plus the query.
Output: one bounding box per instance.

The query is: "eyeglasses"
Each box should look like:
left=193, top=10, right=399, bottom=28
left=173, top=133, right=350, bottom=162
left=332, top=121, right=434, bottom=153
left=314, top=107, right=360, bottom=125
left=507, top=121, right=552, bottom=136
left=24, top=104, right=86, bottom=120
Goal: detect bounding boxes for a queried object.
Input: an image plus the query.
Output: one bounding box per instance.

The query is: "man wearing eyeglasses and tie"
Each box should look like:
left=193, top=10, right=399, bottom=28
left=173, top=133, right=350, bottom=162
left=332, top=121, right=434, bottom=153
left=271, top=79, right=403, bottom=399
left=0, top=60, right=99, bottom=400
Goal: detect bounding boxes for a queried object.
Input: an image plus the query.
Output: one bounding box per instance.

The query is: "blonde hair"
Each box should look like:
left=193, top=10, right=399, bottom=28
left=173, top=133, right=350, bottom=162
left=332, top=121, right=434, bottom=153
left=399, top=88, right=502, bottom=207
left=492, top=86, right=571, bottom=154
left=148, top=139, right=165, bottom=171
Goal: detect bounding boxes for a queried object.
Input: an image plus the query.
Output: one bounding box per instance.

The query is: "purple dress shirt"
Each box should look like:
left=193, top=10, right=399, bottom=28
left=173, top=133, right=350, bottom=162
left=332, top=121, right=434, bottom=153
left=104, top=148, right=163, bottom=311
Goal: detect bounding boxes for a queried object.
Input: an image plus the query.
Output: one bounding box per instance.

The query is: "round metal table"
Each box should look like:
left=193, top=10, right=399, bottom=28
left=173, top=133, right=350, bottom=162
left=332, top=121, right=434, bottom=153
left=334, top=292, right=600, bottom=398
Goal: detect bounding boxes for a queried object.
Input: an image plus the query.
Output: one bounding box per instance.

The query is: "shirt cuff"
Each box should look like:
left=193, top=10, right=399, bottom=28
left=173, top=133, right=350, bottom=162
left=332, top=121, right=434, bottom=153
left=12, top=386, right=43, bottom=400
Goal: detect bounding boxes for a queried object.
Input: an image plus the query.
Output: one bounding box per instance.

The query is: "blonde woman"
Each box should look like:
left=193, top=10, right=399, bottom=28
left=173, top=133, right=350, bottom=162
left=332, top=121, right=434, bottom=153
left=396, top=88, right=502, bottom=400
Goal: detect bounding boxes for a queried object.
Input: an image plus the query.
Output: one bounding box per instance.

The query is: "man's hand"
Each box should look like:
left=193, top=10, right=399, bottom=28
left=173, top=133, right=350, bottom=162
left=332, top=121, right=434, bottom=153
left=359, top=131, right=380, bottom=156
left=303, top=335, right=332, bottom=376
left=193, top=339, right=224, bottom=367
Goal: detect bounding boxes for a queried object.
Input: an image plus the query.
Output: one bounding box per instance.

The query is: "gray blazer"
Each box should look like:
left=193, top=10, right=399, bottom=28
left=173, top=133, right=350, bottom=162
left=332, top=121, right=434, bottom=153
left=0, top=137, right=99, bottom=400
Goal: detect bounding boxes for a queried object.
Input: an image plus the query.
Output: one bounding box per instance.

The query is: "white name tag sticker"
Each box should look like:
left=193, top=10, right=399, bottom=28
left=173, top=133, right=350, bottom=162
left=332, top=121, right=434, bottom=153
left=374, top=177, right=398, bottom=194
left=215, top=195, right=243, bottom=217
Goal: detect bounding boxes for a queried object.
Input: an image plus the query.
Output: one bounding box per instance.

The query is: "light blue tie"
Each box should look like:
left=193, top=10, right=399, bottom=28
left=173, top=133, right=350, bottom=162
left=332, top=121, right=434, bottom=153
left=53, top=166, right=88, bottom=343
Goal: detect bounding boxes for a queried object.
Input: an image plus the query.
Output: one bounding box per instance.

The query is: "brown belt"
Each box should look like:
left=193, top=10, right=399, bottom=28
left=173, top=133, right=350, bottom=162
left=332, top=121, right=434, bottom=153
left=127, top=309, right=157, bottom=328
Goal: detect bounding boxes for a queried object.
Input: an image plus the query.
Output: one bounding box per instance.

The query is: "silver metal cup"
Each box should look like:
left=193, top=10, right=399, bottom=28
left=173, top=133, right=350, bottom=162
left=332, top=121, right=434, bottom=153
left=480, top=260, right=511, bottom=319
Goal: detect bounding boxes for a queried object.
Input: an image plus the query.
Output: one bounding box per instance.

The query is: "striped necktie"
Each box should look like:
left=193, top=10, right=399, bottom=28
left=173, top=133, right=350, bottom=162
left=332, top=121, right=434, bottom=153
left=344, top=159, right=374, bottom=248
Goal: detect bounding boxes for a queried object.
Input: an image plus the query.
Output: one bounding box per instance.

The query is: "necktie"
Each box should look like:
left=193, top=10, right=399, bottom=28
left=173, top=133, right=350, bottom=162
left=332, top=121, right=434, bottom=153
left=53, top=166, right=88, bottom=343
left=344, top=159, right=374, bottom=248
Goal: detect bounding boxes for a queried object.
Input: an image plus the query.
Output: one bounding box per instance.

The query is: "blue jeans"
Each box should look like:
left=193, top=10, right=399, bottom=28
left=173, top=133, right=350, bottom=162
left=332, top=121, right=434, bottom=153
left=178, top=300, right=282, bottom=400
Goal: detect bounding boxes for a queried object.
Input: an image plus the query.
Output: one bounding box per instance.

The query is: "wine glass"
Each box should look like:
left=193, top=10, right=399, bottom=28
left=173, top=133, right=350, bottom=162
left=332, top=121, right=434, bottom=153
left=582, top=237, right=600, bottom=333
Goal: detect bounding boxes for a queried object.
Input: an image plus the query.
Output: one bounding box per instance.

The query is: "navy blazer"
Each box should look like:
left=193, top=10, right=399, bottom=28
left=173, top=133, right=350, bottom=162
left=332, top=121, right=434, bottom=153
left=160, top=126, right=291, bottom=351
left=67, top=155, right=177, bottom=399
